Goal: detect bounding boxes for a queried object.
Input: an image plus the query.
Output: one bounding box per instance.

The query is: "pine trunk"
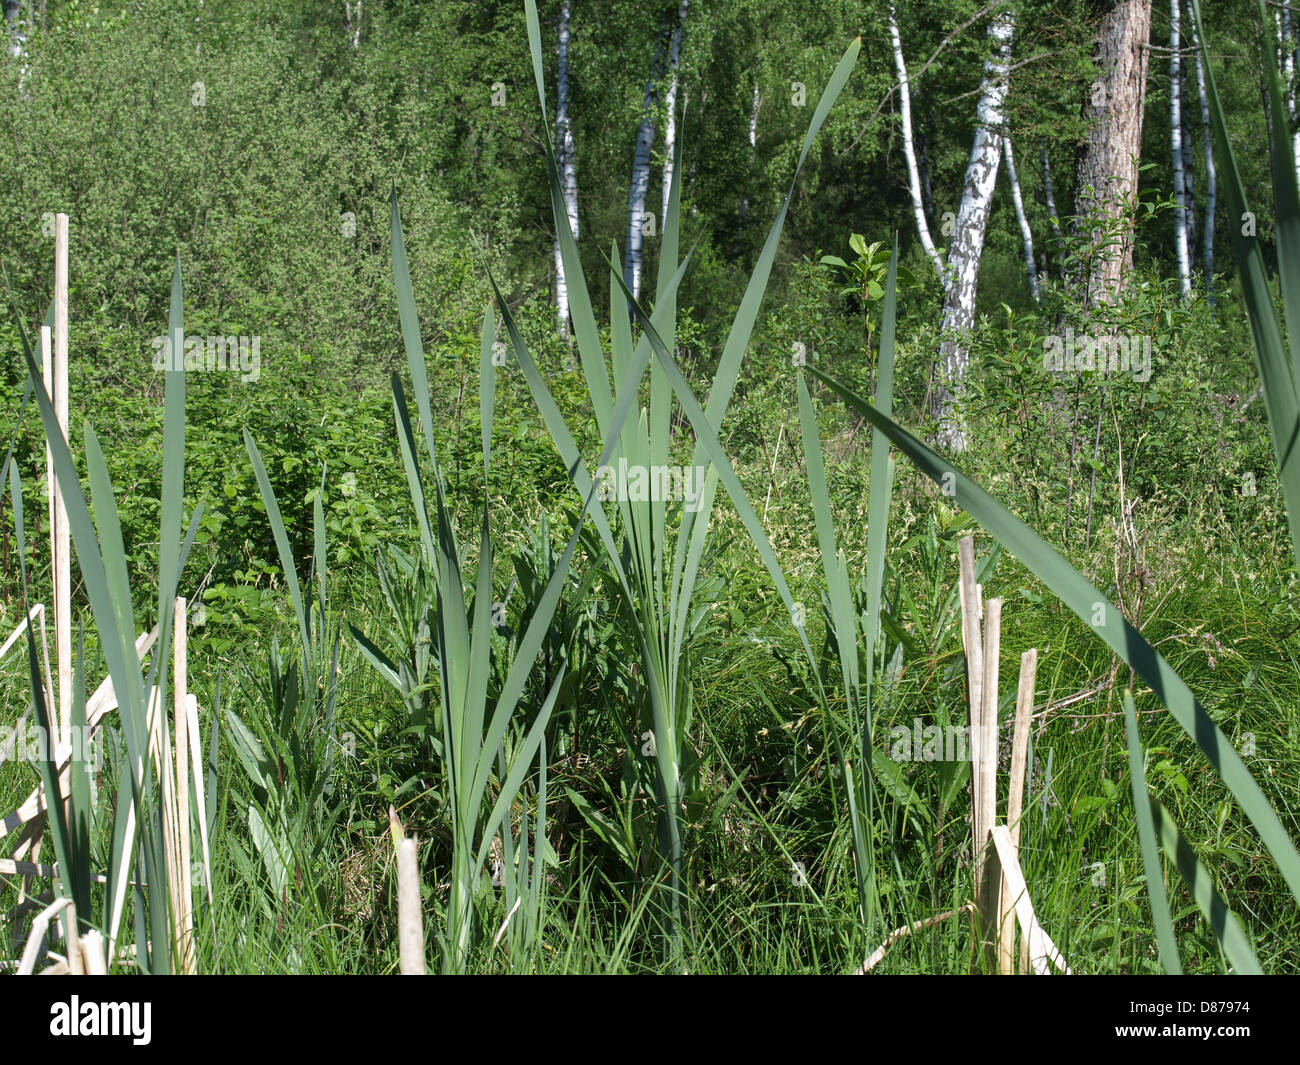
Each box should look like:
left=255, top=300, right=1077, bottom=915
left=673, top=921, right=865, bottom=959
left=1073, top=0, right=1153, bottom=309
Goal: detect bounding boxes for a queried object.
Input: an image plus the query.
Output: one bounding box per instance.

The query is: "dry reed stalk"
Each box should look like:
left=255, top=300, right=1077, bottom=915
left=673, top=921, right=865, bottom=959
left=1000, top=648, right=1037, bottom=974
left=991, top=826, right=1071, bottom=974
left=957, top=536, right=984, bottom=863
left=173, top=597, right=195, bottom=973
left=976, top=596, right=1002, bottom=970
left=80, top=929, right=108, bottom=975
left=856, top=903, right=976, bottom=973
left=0, top=628, right=157, bottom=844
left=18, top=896, right=73, bottom=975
left=390, top=807, right=426, bottom=974
left=52, top=215, right=71, bottom=751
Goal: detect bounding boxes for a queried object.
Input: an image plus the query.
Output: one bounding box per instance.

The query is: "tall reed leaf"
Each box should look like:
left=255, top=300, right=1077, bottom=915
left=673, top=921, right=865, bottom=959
left=519, top=0, right=861, bottom=955
left=1122, top=690, right=1181, bottom=974
left=1191, top=0, right=1300, bottom=578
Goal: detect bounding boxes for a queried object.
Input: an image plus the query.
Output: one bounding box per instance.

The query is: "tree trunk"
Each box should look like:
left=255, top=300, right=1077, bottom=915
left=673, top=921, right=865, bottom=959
left=661, top=1, right=689, bottom=225
left=1041, top=140, right=1065, bottom=273
left=1073, top=0, right=1152, bottom=309
left=1280, top=8, right=1300, bottom=176
left=890, top=5, right=946, bottom=286
left=931, top=10, right=1015, bottom=452
left=1170, top=0, right=1191, bottom=298
left=554, top=0, right=579, bottom=335
left=625, top=12, right=672, bottom=305
left=344, top=1, right=361, bottom=49
left=736, top=81, right=760, bottom=250
left=1187, top=0, right=1215, bottom=302
left=5, top=0, right=24, bottom=61
left=1003, top=137, right=1040, bottom=300
left=918, top=129, right=938, bottom=231
left=1180, top=23, right=1196, bottom=257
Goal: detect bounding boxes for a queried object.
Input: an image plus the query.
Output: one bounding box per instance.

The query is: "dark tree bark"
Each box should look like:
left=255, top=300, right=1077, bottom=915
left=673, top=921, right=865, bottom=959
left=1073, top=0, right=1153, bottom=309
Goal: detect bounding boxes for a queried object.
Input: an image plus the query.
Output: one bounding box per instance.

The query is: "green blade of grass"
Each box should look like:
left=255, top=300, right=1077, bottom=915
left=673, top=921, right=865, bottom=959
left=524, top=0, right=614, bottom=442
left=244, top=430, right=311, bottom=660
left=807, top=362, right=1300, bottom=908
left=1122, top=689, right=1182, bottom=974
left=1150, top=796, right=1262, bottom=974
left=1191, top=0, right=1300, bottom=577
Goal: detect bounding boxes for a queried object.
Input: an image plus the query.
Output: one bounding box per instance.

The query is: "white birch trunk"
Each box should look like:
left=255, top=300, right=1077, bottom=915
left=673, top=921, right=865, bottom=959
left=1187, top=0, right=1215, bottom=302
left=1282, top=9, right=1300, bottom=177
left=661, top=1, right=690, bottom=225
left=1040, top=141, right=1064, bottom=272
left=345, top=1, right=361, bottom=49
left=737, top=82, right=759, bottom=236
left=625, top=16, right=671, bottom=304
left=931, top=10, right=1015, bottom=453
left=890, top=5, right=946, bottom=285
left=1171, top=0, right=1191, bottom=298
left=1003, top=137, right=1039, bottom=301
left=4, top=0, right=22, bottom=60
left=554, top=0, right=579, bottom=335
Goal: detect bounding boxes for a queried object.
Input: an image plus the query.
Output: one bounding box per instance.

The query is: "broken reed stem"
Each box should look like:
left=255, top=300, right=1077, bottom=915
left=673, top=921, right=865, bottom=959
left=977, top=596, right=1002, bottom=971
left=39, top=328, right=58, bottom=735
left=857, top=903, right=976, bottom=974
left=957, top=535, right=984, bottom=871
left=390, top=806, right=426, bottom=974
left=148, top=681, right=183, bottom=972
left=53, top=214, right=71, bottom=752
left=991, top=826, right=1071, bottom=974
left=1000, top=647, right=1037, bottom=974
left=80, top=929, right=108, bottom=975
left=173, top=597, right=194, bottom=974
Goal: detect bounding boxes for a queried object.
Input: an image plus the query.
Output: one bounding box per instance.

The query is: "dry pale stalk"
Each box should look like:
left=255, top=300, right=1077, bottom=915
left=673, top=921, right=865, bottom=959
left=390, top=806, right=426, bottom=974
left=857, top=903, right=975, bottom=973
left=957, top=536, right=984, bottom=882
left=1000, top=647, right=1037, bottom=974
left=53, top=215, right=71, bottom=751
left=977, top=596, right=1002, bottom=970
left=173, top=597, right=195, bottom=973
left=80, top=929, right=108, bottom=975
left=991, top=826, right=1071, bottom=974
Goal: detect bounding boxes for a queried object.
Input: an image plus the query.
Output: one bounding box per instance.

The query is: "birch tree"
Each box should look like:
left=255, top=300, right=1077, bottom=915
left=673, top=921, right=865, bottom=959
left=889, top=4, right=946, bottom=286
left=1279, top=6, right=1300, bottom=176
left=661, top=0, right=689, bottom=225
left=1003, top=137, right=1040, bottom=300
left=737, top=80, right=759, bottom=242
left=1041, top=141, right=1065, bottom=273
left=624, top=10, right=673, bottom=304
left=931, top=8, right=1016, bottom=452
left=554, top=0, right=580, bottom=335
left=1171, top=0, right=1192, bottom=298
left=344, top=1, right=361, bottom=49
left=4, top=0, right=25, bottom=63
left=1186, top=0, right=1215, bottom=301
